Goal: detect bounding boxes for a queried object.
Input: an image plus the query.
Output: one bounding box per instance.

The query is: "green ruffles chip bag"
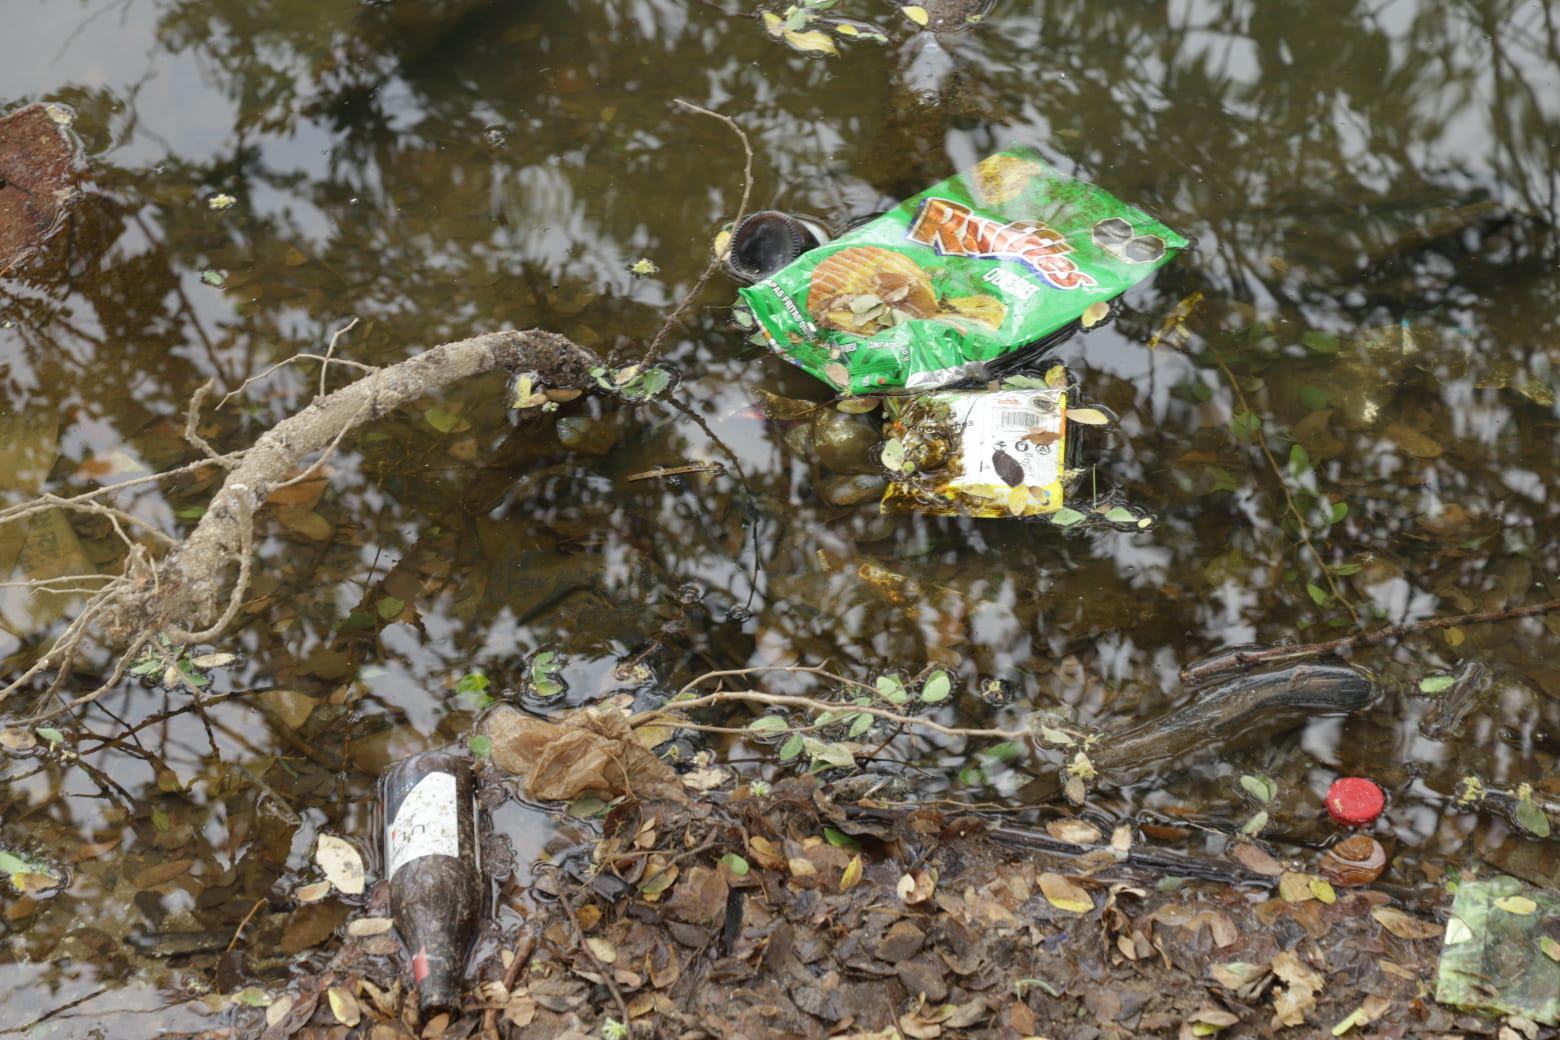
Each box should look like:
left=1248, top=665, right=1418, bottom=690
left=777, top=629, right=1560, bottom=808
left=738, top=148, right=1188, bottom=394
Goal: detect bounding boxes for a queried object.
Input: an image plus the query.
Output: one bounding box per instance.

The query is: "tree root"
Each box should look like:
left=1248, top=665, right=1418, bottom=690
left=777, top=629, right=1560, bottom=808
left=1, top=326, right=598, bottom=719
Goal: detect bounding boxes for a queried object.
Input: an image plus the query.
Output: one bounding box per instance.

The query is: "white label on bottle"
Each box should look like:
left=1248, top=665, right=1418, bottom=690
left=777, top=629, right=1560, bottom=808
left=386, top=771, right=460, bottom=879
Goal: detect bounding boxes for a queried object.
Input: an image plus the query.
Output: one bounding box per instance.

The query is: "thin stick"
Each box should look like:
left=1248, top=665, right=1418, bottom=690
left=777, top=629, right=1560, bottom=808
left=226, top=897, right=268, bottom=952
left=319, top=317, right=361, bottom=398
left=1207, top=344, right=1357, bottom=621
left=634, top=687, right=1025, bottom=742
left=1180, top=598, right=1560, bottom=685
left=624, top=461, right=725, bottom=482
left=183, top=379, right=232, bottom=467
left=635, top=100, right=753, bottom=369
left=559, top=891, right=630, bottom=1028
left=480, top=923, right=539, bottom=1038
left=216, top=352, right=376, bottom=411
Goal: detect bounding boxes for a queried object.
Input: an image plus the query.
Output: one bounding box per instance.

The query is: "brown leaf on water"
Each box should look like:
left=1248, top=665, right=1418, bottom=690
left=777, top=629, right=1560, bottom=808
left=1369, top=905, right=1441, bottom=939
left=134, top=858, right=193, bottom=889
left=1384, top=422, right=1443, bottom=459
left=275, top=507, right=333, bottom=541
left=1231, top=842, right=1285, bottom=877
left=1278, top=870, right=1316, bottom=903
left=1045, top=819, right=1102, bottom=846
left=281, top=901, right=347, bottom=954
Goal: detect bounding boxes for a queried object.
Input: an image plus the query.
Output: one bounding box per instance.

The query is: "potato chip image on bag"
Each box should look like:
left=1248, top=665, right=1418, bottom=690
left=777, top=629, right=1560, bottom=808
left=738, top=148, right=1188, bottom=395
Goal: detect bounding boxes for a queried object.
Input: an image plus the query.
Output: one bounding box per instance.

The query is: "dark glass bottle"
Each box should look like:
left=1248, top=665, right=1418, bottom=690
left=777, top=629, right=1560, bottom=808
left=379, top=750, right=482, bottom=1012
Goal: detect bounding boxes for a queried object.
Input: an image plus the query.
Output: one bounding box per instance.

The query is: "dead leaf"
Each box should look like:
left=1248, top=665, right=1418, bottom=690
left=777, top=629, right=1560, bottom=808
left=1369, top=905, right=1441, bottom=939
left=1046, top=819, right=1102, bottom=846
left=1067, top=407, right=1111, bottom=426
left=840, top=854, right=863, bottom=892
left=782, top=28, right=839, bottom=55
left=664, top=864, right=728, bottom=925
left=327, top=987, right=361, bottom=1027
left=504, top=992, right=536, bottom=1027
left=897, top=869, right=935, bottom=904
left=1081, top=301, right=1110, bottom=328
left=257, top=688, right=318, bottom=730
left=134, top=858, right=193, bottom=889
left=275, top=507, right=333, bottom=541
left=748, top=835, right=785, bottom=871
left=1038, top=872, right=1093, bottom=914
left=1384, top=422, right=1443, bottom=459
left=1278, top=870, right=1315, bottom=903
left=265, top=994, right=294, bottom=1027
left=585, top=936, right=617, bottom=964
left=1232, top=842, right=1285, bottom=877
left=347, top=916, right=394, bottom=937
left=1270, top=950, right=1323, bottom=1029
left=315, top=834, right=365, bottom=895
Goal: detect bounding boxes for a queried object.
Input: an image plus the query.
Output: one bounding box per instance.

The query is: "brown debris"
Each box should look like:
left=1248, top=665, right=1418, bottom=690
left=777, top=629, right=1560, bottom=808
left=0, top=104, right=83, bottom=275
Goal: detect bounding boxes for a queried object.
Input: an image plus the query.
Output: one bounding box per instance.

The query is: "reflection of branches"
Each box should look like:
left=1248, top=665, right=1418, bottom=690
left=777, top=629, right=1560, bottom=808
left=1180, top=597, right=1560, bottom=684
left=635, top=100, right=752, bottom=370
left=1205, top=343, right=1358, bottom=621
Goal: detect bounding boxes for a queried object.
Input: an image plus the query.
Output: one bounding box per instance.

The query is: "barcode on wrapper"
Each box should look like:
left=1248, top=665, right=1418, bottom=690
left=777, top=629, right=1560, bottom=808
left=999, top=409, right=1040, bottom=429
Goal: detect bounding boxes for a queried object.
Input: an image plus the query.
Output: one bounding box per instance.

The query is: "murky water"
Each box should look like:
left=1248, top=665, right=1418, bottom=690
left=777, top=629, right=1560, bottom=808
left=1, top=0, right=1557, bottom=1033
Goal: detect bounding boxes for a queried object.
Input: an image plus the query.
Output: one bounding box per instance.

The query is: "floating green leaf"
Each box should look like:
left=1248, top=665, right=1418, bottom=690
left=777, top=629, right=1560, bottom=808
left=848, top=712, right=873, bottom=738
left=1240, top=774, right=1276, bottom=803
left=1306, top=582, right=1329, bottom=606
left=425, top=407, right=461, bottom=433
left=875, top=675, right=908, bottom=704
left=719, top=853, right=750, bottom=876
left=920, top=671, right=951, bottom=703
left=35, top=728, right=64, bottom=746
left=1513, top=794, right=1551, bottom=838
left=880, top=438, right=906, bottom=471
left=748, top=716, right=789, bottom=735
left=1418, top=674, right=1455, bottom=695
left=376, top=596, right=404, bottom=620
left=1329, top=501, right=1349, bottom=523
left=629, top=258, right=659, bottom=277
left=467, top=734, right=493, bottom=759
left=1241, top=810, right=1269, bottom=835
left=1102, top=506, right=1136, bottom=524
left=1050, top=506, right=1087, bottom=527
left=1288, top=443, right=1311, bottom=477
left=1301, top=330, right=1340, bottom=354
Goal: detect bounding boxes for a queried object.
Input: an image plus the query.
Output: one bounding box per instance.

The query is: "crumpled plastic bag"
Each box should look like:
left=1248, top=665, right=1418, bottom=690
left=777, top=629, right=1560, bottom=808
left=483, top=706, right=687, bottom=804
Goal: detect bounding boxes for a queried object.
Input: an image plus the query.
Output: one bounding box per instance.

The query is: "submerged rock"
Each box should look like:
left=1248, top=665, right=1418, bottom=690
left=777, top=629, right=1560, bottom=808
left=812, top=410, right=880, bottom=474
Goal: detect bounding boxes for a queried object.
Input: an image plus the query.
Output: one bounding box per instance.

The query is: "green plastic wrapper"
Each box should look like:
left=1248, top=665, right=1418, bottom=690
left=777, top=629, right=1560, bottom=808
left=1435, top=875, right=1558, bottom=1025
left=738, top=148, right=1188, bottom=395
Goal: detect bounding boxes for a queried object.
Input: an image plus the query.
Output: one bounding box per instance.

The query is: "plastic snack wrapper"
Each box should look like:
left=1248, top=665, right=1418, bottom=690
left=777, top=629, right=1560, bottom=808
left=738, top=147, right=1188, bottom=395
left=879, top=376, right=1076, bottom=519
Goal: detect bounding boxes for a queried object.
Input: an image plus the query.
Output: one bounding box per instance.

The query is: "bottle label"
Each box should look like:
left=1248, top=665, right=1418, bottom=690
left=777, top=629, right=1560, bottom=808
left=386, top=771, right=460, bottom=878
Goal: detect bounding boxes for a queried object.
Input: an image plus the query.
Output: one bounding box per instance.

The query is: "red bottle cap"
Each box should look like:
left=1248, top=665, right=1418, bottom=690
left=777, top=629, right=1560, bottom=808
left=1327, top=777, right=1385, bottom=827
